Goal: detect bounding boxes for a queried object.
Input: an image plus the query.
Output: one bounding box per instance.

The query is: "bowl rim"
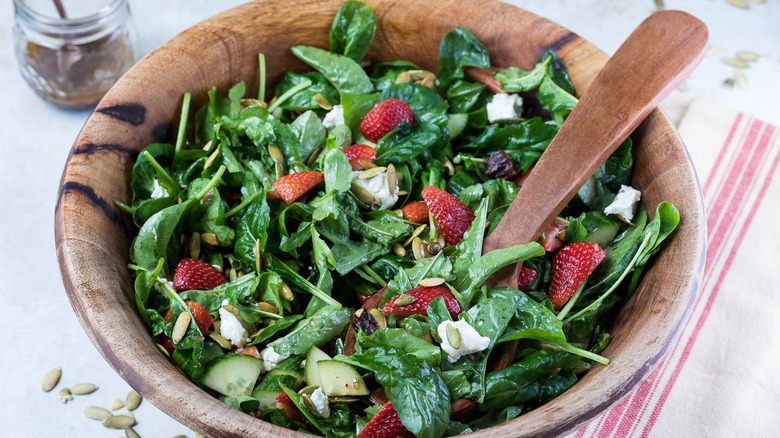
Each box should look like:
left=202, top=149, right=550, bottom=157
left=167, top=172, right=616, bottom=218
left=55, top=0, right=707, bottom=436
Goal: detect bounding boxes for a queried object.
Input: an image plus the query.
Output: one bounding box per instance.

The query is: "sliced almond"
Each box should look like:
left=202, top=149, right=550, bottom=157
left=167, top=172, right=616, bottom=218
left=103, top=415, right=136, bottom=429
left=171, top=311, right=191, bottom=344
left=41, top=367, right=61, bottom=392
left=387, top=164, right=396, bottom=197
left=419, top=277, right=446, bottom=287
left=71, top=383, right=99, bottom=395
left=357, top=166, right=387, bottom=179
left=84, top=406, right=113, bottom=421
left=110, top=397, right=125, bottom=410
left=125, top=390, right=142, bottom=411
left=279, top=282, right=294, bottom=301
left=446, top=324, right=462, bottom=349
left=393, top=294, right=418, bottom=307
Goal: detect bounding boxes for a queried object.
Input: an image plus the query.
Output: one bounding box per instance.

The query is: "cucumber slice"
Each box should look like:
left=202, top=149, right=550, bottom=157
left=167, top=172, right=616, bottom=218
left=202, top=354, right=263, bottom=397
left=251, top=389, right=281, bottom=412
left=447, top=113, right=469, bottom=139
left=318, top=360, right=369, bottom=396
left=304, top=347, right=332, bottom=388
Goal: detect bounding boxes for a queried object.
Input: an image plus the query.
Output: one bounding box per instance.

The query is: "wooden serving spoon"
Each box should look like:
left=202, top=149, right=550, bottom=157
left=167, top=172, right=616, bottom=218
left=343, top=10, right=707, bottom=418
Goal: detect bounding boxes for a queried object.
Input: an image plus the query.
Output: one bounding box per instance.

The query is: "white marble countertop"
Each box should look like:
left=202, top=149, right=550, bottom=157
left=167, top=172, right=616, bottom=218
left=0, top=1, right=776, bottom=437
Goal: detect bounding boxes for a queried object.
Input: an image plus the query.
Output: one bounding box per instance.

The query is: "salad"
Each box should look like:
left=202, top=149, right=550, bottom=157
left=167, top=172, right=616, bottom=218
left=119, top=2, right=681, bottom=437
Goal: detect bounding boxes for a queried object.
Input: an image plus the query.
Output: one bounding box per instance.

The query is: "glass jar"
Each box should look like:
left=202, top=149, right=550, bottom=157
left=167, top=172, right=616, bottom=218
left=13, top=0, right=136, bottom=110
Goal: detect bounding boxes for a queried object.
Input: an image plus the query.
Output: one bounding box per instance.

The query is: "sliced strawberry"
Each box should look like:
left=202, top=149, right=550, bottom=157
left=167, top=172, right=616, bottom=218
left=239, top=346, right=261, bottom=358
left=357, top=401, right=414, bottom=438
left=163, top=300, right=213, bottom=334
left=464, top=66, right=506, bottom=94
left=276, top=391, right=303, bottom=422
left=539, top=218, right=568, bottom=252
left=517, top=266, right=538, bottom=291
left=342, top=144, right=377, bottom=170
left=172, top=258, right=228, bottom=291
left=381, top=285, right=461, bottom=318
left=355, top=290, right=373, bottom=306
left=548, top=242, right=606, bottom=310
left=421, top=186, right=475, bottom=245
left=159, top=334, right=174, bottom=354
left=272, top=170, right=324, bottom=205
left=360, top=99, right=414, bottom=142
left=401, top=201, right=429, bottom=224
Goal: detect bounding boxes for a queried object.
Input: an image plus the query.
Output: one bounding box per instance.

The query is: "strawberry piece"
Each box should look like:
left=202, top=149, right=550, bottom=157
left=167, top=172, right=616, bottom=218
left=239, top=346, right=261, bottom=358
left=517, top=266, right=538, bottom=291
left=172, top=258, right=228, bottom=291
left=355, top=290, right=373, bottom=306
left=163, top=300, right=213, bottom=334
left=464, top=66, right=506, bottom=94
left=421, top=186, right=475, bottom=245
left=401, top=201, right=429, bottom=224
left=342, top=144, right=377, bottom=170
left=276, top=391, right=303, bottom=422
left=548, top=242, right=606, bottom=310
left=360, top=99, right=414, bottom=142
left=159, top=334, right=174, bottom=354
left=357, top=401, right=414, bottom=438
left=382, top=285, right=461, bottom=318
left=539, top=218, right=568, bottom=252
left=272, top=170, right=324, bottom=205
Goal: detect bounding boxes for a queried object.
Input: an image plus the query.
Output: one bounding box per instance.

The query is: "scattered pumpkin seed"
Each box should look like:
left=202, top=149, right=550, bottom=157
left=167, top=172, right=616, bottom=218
left=204, top=148, right=220, bottom=170
left=354, top=308, right=365, bottom=318
left=725, top=0, right=749, bottom=8
left=279, top=282, right=294, bottom=301
left=268, top=142, right=284, bottom=162
left=356, top=159, right=377, bottom=169
left=103, top=415, right=136, bottom=429
left=446, top=324, right=462, bottom=349
left=240, top=98, right=267, bottom=110
left=420, top=75, right=436, bottom=90
left=208, top=331, right=233, bottom=350
left=257, top=302, right=279, bottom=314
left=392, top=243, right=406, bottom=257
left=408, top=70, right=437, bottom=84
left=677, top=81, right=688, bottom=92
left=189, top=232, right=201, bottom=259
left=111, top=397, right=125, bottom=410
left=396, top=190, right=409, bottom=196
left=301, top=393, right=317, bottom=412
left=412, top=236, right=424, bottom=260
left=653, top=0, right=664, bottom=11
left=706, top=45, right=718, bottom=57
left=368, top=309, right=387, bottom=328
left=363, top=140, right=378, bottom=148
left=393, top=209, right=404, bottom=218
left=84, top=406, right=113, bottom=421
left=58, top=387, right=73, bottom=403
left=41, top=367, right=61, bottom=392
left=126, top=426, right=142, bottom=438
left=351, top=182, right=381, bottom=208
left=224, top=304, right=256, bottom=333
left=71, top=383, right=99, bottom=395
left=443, top=157, right=455, bottom=176
left=736, top=51, right=760, bottom=61
left=125, top=390, right=142, bottom=411
left=298, top=385, right=320, bottom=397
left=419, top=277, right=446, bottom=287
left=403, top=224, right=427, bottom=247
left=253, top=238, right=262, bottom=273
left=306, top=146, right=324, bottom=168
left=328, top=396, right=361, bottom=403
left=357, top=166, right=387, bottom=179
left=201, top=232, right=218, bottom=246
left=574, top=362, right=592, bottom=376
left=723, top=78, right=735, bottom=89
left=312, top=94, right=333, bottom=110
left=201, top=140, right=213, bottom=152
left=395, top=71, right=411, bottom=83
left=735, top=70, right=748, bottom=89
left=722, top=57, right=748, bottom=68
left=393, top=294, right=418, bottom=307
left=171, top=311, right=191, bottom=344
left=387, top=164, right=397, bottom=197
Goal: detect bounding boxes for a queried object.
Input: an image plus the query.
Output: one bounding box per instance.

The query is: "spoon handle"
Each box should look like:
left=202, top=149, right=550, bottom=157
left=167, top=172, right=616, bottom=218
left=482, top=10, right=707, bottom=288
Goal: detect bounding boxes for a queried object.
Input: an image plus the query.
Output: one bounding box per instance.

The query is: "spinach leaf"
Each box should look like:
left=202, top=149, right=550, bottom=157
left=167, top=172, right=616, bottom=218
left=347, top=210, right=411, bottom=245
left=374, top=121, right=447, bottom=165
left=451, top=198, right=488, bottom=288
left=341, top=92, right=379, bottom=137
left=270, top=306, right=351, bottom=356
left=233, top=192, right=271, bottom=269
left=342, top=345, right=450, bottom=438
left=357, top=328, right=441, bottom=368
left=291, top=111, right=327, bottom=162
left=461, top=117, right=557, bottom=155
left=438, top=27, right=490, bottom=93
left=322, top=148, right=352, bottom=193
left=445, top=79, right=488, bottom=114
left=329, top=0, right=376, bottom=62
left=275, top=71, right=339, bottom=111
left=222, top=396, right=259, bottom=414
left=537, top=75, right=578, bottom=126
left=493, top=54, right=551, bottom=92
left=280, top=386, right=355, bottom=438
left=291, top=46, right=374, bottom=95
left=131, top=143, right=175, bottom=204
left=131, top=199, right=193, bottom=274
left=331, top=240, right=388, bottom=275
left=370, top=61, right=419, bottom=91
left=380, top=82, right=449, bottom=116
left=248, top=314, right=304, bottom=346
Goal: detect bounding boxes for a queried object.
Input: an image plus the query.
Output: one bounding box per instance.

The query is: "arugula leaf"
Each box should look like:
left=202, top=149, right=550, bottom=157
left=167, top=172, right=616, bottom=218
left=329, top=0, right=376, bottom=62
left=291, top=46, right=374, bottom=95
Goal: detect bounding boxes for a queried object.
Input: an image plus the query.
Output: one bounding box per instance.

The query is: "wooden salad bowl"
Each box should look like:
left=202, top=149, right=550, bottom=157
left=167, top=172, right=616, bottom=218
left=55, top=0, right=706, bottom=437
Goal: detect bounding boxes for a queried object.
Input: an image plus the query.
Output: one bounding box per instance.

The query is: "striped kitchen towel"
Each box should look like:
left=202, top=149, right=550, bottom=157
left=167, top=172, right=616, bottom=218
left=571, top=97, right=780, bottom=437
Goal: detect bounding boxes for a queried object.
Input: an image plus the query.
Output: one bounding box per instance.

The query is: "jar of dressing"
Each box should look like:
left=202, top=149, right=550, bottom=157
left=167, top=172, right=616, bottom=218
left=13, top=0, right=135, bottom=110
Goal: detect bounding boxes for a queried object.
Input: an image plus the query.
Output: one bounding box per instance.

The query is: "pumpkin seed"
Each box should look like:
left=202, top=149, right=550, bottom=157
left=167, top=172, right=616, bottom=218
left=412, top=236, right=424, bottom=260
left=227, top=267, right=237, bottom=282
left=257, top=302, right=279, bottom=314
left=747, top=0, right=764, bottom=2
left=393, top=209, right=404, bottom=218
left=126, top=426, right=142, bottom=438
left=156, top=343, right=171, bottom=357
left=201, top=232, right=218, bottom=246
left=125, top=390, right=142, bottom=411
left=363, top=140, right=378, bottom=148
left=403, top=224, right=427, bottom=247
left=268, top=142, right=284, bottom=162
left=171, top=311, right=191, bottom=344
left=725, top=0, right=749, bottom=7
left=419, top=277, right=446, bottom=287
left=408, top=70, right=437, bottom=83
left=722, top=57, right=748, bottom=68
left=241, top=98, right=266, bottom=109
left=420, top=75, right=436, bottom=90
left=446, top=324, right=462, bottom=349
left=171, top=435, right=187, bottom=438
left=706, top=45, right=718, bottom=57
left=395, top=70, right=411, bottom=83
left=396, top=190, right=409, bottom=196
left=357, top=166, right=387, bottom=179
left=653, top=0, right=664, bottom=11
left=723, top=78, right=735, bottom=89
left=354, top=308, right=365, bottom=319
left=383, top=163, right=396, bottom=193
left=393, top=294, right=418, bottom=307
left=189, top=232, right=201, bottom=259
left=306, top=146, right=324, bottom=167
left=392, top=243, right=406, bottom=257
left=356, top=159, right=377, bottom=169
left=103, top=415, right=136, bottom=429
left=368, top=309, right=387, bottom=328
left=84, top=406, right=113, bottom=421
left=224, top=304, right=256, bottom=333
left=253, top=238, right=262, bottom=273
left=443, top=157, right=455, bottom=176
left=41, top=367, right=61, bottom=392
left=111, top=397, right=125, bottom=410
left=201, top=140, right=213, bottom=152
left=328, top=396, right=361, bottom=403
left=574, top=362, right=592, bottom=376
left=71, top=383, right=99, bottom=395
left=208, top=331, right=233, bottom=350
left=312, top=94, right=333, bottom=110
left=279, top=282, right=294, bottom=301
left=298, top=385, right=320, bottom=397
left=58, top=387, right=73, bottom=403
left=677, top=81, right=688, bottom=92
left=351, top=182, right=381, bottom=208
left=735, top=70, right=748, bottom=89
left=301, top=393, right=317, bottom=412
left=736, top=51, right=760, bottom=61
left=204, top=148, right=220, bottom=169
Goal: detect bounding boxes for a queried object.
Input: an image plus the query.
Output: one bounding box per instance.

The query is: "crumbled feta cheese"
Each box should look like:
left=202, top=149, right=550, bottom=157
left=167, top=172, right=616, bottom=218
left=153, top=279, right=174, bottom=296
left=486, top=93, right=523, bottom=123
left=151, top=179, right=168, bottom=199
left=260, top=346, right=289, bottom=373
left=309, top=387, right=331, bottom=418
left=218, top=300, right=249, bottom=348
left=322, top=105, right=344, bottom=129
left=437, top=320, right=491, bottom=363
left=350, top=170, right=398, bottom=210
left=604, top=185, right=642, bottom=222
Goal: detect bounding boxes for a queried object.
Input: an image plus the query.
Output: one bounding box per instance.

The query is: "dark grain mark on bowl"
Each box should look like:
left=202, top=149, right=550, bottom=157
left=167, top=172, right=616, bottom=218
left=56, top=181, right=122, bottom=225
left=549, top=31, right=578, bottom=52
left=73, top=143, right=137, bottom=158
left=153, top=123, right=171, bottom=143
left=97, top=103, right=147, bottom=126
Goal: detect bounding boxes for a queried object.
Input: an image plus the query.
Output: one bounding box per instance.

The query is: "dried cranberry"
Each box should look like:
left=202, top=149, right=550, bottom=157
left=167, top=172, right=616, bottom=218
left=485, top=150, right=519, bottom=180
